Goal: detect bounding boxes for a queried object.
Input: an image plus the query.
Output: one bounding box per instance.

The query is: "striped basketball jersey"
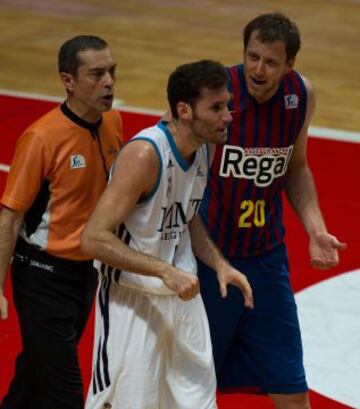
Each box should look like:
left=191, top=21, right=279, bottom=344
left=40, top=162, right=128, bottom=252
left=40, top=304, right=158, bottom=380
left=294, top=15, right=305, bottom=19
left=1, top=103, right=122, bottom=260
left=200, top=65, right=307, bottom=257
left=100, top=121, right=209, bottom=294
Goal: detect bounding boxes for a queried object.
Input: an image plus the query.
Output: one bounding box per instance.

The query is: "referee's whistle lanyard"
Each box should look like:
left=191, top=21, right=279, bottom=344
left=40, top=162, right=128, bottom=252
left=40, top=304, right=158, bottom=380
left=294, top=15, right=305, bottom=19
left=91, top=129, right=110, bottom=182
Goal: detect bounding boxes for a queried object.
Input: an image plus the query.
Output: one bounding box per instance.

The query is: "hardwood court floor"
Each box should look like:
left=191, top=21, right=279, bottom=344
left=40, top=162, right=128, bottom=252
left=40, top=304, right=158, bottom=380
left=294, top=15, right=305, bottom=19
left=0, top=0, right=360, bottom=132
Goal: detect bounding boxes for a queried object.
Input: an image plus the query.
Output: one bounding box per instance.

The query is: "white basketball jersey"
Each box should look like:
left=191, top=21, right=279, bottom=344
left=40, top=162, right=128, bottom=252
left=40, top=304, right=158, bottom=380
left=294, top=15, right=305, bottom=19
left=99, top=121, right=209, bottom=294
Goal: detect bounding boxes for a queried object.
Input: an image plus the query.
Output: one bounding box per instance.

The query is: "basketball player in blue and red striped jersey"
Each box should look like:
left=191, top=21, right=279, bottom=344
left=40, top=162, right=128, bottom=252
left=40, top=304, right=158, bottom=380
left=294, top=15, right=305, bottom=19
left=198, top=13, right=347, bottom=409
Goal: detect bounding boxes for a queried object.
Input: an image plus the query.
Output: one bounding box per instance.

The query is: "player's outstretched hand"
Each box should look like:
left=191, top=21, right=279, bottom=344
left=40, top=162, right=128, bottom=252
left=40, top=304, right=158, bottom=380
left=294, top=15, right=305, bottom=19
left=310, top=232, right=347, bottom=270
left=162, top=268, right=200, bottom=301
left=216, top=264, right=253, bottom=308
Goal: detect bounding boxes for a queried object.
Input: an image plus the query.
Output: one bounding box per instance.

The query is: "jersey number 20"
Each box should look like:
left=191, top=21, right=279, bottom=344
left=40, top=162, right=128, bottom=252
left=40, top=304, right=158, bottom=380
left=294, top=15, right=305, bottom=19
left=238, top=200, right=266, bottom=228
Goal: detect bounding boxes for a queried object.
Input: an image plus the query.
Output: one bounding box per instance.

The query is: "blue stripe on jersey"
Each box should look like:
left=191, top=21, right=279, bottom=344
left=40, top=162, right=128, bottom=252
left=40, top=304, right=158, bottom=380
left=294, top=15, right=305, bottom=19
left=288, top=79, right=296, bottom=142
left=100, top=224, right=131, bottom=284
left=157, top=120, right=193, bottom=171
left=111, top=228, right=131, bottom=283
left=94, top=277, right=111, bottom=393
left=265, top=93, right=276, bottom=145
left=297, top=72, right=307, bottom=140
left=100, top=261, right=106, bottom=276
left=205, top=142, right=210, bottom=169
left=279, top=84, right=286, bottom=147
left=113, top=269, right=121, bottom=283
left=261, top=92, right=281, bottom=252
left=93, top=334, right=103, bottom=394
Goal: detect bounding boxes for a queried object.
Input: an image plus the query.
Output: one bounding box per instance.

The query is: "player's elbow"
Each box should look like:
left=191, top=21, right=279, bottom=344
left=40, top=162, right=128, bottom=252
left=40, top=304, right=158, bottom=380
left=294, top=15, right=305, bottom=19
left=80, top=222, right=97, bottom=258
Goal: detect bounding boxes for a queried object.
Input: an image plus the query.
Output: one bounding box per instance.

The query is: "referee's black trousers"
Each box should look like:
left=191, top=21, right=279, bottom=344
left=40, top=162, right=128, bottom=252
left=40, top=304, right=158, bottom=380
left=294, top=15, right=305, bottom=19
left=0, top=243, right=97, bottom=409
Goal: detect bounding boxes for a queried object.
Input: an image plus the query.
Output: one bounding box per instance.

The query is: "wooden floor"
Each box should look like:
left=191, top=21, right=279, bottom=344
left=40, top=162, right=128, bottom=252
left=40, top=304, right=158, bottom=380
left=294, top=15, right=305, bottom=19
left=0, top=0, right=359, bottom=132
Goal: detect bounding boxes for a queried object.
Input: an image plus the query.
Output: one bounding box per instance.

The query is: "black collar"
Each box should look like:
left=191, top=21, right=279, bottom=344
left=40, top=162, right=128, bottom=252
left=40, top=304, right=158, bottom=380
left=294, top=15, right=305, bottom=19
left=60, top=102, right=102, bottom=133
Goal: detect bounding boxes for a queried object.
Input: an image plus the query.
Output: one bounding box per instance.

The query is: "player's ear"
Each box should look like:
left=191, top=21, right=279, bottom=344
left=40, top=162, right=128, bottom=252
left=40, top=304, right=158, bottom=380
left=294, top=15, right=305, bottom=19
left=60, top=72, right=76, bottom=93
left=177, top=102, right=192, bottom=120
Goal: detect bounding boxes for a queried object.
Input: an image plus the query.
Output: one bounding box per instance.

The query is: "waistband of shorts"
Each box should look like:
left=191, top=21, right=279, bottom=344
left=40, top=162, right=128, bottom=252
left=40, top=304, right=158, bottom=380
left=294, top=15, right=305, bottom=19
left=13, top=236, right=94, bottom=272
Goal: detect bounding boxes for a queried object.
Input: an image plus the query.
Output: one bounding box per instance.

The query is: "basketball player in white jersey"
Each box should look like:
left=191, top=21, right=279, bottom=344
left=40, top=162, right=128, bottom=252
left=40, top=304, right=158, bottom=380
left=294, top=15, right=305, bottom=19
left=81, top=60, right=253, bottom=409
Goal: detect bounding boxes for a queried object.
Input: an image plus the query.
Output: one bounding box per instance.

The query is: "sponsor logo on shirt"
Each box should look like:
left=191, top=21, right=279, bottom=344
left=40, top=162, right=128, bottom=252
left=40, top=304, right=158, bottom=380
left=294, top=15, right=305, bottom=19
left=219, top=145, right=293, bottom=187
left=158, top=200, right=202, bottom=240
left=70, top=154, right=86, bottom=169
left=284, top=94, right=299, bottom=109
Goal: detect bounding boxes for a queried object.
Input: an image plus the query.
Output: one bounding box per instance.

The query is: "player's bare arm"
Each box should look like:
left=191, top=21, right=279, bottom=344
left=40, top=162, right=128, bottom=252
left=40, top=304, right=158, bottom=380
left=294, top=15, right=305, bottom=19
left=285, top=77, right=347, bottom=269
left=0, top=206, right=24, bottom=319
left=81, top=140, right=199, bottom=300
left=189, top=214, right=253, bottom=307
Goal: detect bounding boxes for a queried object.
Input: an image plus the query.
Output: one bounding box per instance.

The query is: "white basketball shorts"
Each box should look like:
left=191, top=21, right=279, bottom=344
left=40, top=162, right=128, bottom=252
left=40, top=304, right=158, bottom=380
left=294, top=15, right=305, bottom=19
left=85, top=280, right=217, bottom=409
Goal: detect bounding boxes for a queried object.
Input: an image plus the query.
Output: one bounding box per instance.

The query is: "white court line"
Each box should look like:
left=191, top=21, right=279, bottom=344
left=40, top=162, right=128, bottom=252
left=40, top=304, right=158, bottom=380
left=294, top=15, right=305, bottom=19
left=1, top=89, right=359, bottom=174
left=0, top=89, right=163, bottom=116
left=1, top=88, right=360, bottom=142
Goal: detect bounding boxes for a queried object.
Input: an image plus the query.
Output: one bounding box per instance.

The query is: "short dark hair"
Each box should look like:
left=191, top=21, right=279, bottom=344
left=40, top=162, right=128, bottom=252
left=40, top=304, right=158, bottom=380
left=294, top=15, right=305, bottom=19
left=167, top=59, right=227, bottom=119
left=244, top=13, right=301, bottom=62
left=58, top=35, right=108, bottom=76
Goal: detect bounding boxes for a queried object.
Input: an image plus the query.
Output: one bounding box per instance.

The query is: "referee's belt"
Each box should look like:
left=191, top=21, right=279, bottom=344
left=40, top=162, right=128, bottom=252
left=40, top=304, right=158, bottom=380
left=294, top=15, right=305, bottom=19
left=12, top=236, right=93, bottom=273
